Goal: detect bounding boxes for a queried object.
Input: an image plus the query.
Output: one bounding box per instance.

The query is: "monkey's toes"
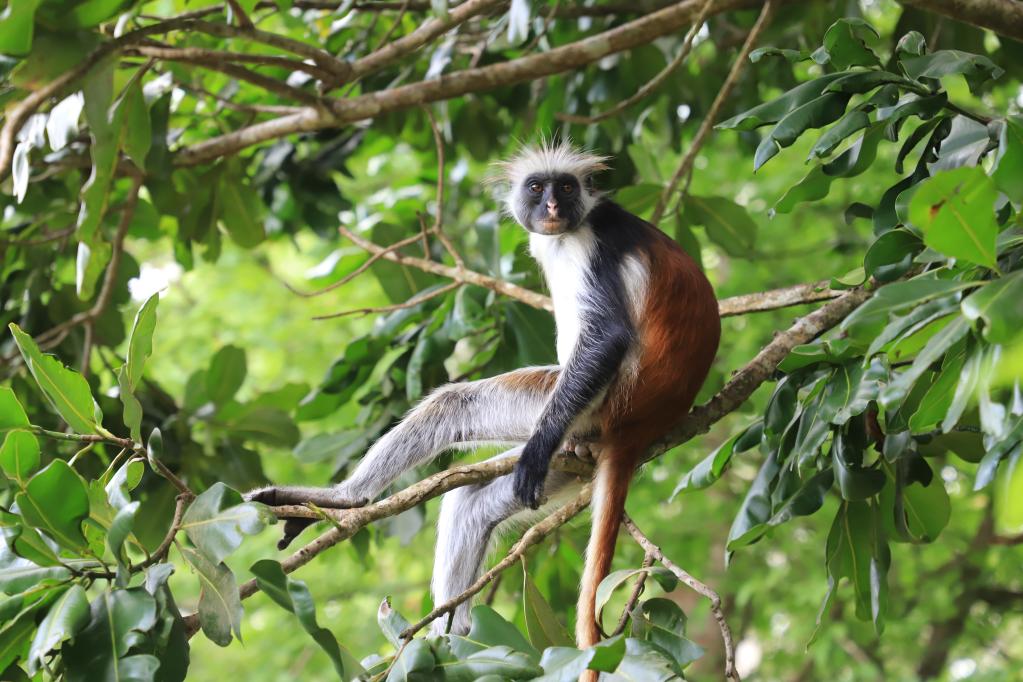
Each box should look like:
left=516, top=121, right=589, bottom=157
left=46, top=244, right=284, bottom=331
left=278, top=518, right=315, bottom=550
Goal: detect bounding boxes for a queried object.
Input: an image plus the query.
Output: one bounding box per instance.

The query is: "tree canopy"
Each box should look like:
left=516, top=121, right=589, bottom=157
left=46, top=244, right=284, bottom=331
left=1, top=0, right=1022, bottom=680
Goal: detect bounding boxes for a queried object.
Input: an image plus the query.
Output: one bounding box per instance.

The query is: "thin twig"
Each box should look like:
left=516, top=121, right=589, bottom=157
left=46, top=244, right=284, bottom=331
left=652, top=0, right=776, bottom=224
left=313, top=281, right=460, bottom=319
left=136, top=495, right=190, bottom=570
left=226, top=0, right=256, bottom=28
left=558, top=0, right=712, bottom=125
left=420, top=105, right=463, bottom=268
left=610, top=552, right=654, bottom=637
left=372, top=0, right=412, bottom=52
left=128, top=45, right=335, bottom=81
left=340, top=225, right=554, bottom=310
left=400, top=485, right=593, bottom=639
left=623, top=515, right=740, bottom=681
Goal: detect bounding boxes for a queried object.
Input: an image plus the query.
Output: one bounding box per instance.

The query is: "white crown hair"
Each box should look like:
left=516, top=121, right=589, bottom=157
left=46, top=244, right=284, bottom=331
left=490, top=139, right=611, bottom=189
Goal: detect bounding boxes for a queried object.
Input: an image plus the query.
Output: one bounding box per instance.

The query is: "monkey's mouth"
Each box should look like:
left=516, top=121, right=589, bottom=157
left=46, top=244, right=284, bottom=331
left=535, top=218, right=568, bottom=234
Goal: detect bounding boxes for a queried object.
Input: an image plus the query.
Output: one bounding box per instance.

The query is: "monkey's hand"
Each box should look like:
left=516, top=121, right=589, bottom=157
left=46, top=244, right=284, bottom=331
left=513, top=441, right=551, bottom=510
left=245, top=485, right=369, bottom=550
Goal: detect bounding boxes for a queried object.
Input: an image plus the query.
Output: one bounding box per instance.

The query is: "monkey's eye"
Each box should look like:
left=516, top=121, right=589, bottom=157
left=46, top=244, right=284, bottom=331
left=528, top=182, right=543, bottom=194
left=561, top=183, right=575, bottom=194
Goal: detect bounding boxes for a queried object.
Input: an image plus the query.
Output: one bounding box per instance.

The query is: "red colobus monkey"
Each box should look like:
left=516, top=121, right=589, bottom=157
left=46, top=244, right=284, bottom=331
left=249, top=142, right=720, bottom=654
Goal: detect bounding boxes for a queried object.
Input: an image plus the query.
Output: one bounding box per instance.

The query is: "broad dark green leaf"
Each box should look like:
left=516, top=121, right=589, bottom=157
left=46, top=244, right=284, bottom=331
left=907, top=167, right=999, bottom=267
left=672, top=422, right=762, bottom=496
left=219, top=177, right=266, bottom=248
left=879, top=315, right=970, bottom=409
left=594, top=567, right=677, bottom=631
left=250, top=559, right=361, bottom=680
left=812, top=18, right=880, bottom=69
left=16, top=460, right=90, bottom=551
left=181, top=483, right=269, bottom=565
left=8, top=323, right=100, bottom=434
left=717, top=72, right=850, bottom=131
left=63, top=588, right=159, bottom=682
left=522, top=570, right=572, bottom=650
left=27, top=584, right=89, bottom=674
left=863, top=228, right=923, bottom=281
left=726, top=452, right=779, bottom=555
left=630, top=598, right=703, bottom=669
left=808, top=110, right=870, bottom=159
left=179, top=546, right=242, bottom=646
left=961, top=272, right=1023, bottom=343
left=901, top=50, right=1005, bottom=93
left=681, top=196, right=757, bottom=256
left=386, top=637, right=436, bottom=681
left=206, top=345, right=247, bottom=405
left=441, top=645, right=543, bottom=681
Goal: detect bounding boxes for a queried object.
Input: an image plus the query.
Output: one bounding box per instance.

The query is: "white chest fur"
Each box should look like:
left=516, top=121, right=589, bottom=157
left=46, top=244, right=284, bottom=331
left=529, top=227, right=597, bottom=365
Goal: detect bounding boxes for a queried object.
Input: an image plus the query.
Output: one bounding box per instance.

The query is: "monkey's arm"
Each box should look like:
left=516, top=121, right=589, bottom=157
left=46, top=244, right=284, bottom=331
left=513, top=310, right=632, bottom=508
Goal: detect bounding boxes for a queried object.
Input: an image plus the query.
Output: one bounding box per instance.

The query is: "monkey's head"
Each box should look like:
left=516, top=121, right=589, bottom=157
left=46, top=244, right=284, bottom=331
left=494, top=141, right=609, bottom=236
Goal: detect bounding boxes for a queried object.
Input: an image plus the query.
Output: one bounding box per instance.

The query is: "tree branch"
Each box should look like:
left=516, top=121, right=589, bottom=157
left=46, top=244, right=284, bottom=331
left=174, top=0, right=759, bottom=166
left=180, top=285, right=873, bottom=639
left=623, top=514, right=739, bottom=681
left=400, top=485, right=594, bottom=639
left=557, top=0, right=713, bottom=125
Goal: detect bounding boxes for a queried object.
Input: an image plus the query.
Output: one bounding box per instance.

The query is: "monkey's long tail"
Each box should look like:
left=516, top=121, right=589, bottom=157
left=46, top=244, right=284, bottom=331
left=576, top=447, right=636, bottom=669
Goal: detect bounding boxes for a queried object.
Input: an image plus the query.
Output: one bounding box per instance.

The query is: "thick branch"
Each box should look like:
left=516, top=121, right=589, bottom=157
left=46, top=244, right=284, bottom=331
left=623, top=515, right=739, bottom=681
left=175, top=0, right=758, bottom=165
left=901, top=0, right=1023, bottom=43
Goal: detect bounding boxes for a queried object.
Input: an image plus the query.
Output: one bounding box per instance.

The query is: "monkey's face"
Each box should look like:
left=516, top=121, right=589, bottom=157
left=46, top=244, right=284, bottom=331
left=514, top=173, right=586, bottom=235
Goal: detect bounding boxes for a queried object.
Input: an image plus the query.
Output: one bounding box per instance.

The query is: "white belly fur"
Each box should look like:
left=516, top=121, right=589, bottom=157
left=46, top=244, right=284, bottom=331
left=529, top=227, right=597, bottom=364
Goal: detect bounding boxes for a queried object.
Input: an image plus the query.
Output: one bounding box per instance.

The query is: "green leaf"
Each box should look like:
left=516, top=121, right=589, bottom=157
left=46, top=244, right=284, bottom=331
left=879, top=315, right=970, bottom=410
left=27, top=584, right=89, bottom=674
left=8, top=324, right=100, bottom=434
left=994, top=446, right=1023, bottom=535
left=118, top=80, right=151, bottom=170
left=376, top=596, right=411, bottom=649
left=840, top=277, right=976, bottom=341
left=181, top=482, right=269, bottom=565
left=770, top=93, right=851, bottom=148
left=126, top=293, right=159, bottom=389
left=812, top=18, right=880, bottom=70
left=0, top=387, right=30, bottom=431
left=386, top=637, right=436, bottom=681
left=902, top=50, right=1005, bottom=94
left=908, top=166, right=998, bottom=267
left=717, top=72, right=851, bottom=131
left=961, top=272, right=1023, bottom=344
left=824, top=501, right=874, bottom=622
left=594, top=568, right=677, bottom=629
left=808, top=110, right=870, bottom=159
left=445, top=645, right=546, bottom=680
left=223, top=406, right=300, bottom=448
left=118, top=366, right=144, bottom=442
left=16, top=460, right=90, bottom=551
left=0, top=0, right=42, bottom=55
left=522, top=570, right=572, bottom=650
left=630, top=598, right=704, bottom=668
left=749, top=47, right=810, bottom=63
left=910, top=345, right=967, bottom=432
left=62, top=589, right=159, bottom=682
left=206, top=345, right=247, bottom=405
left=105, top=458, right=144, bottom=510
left=863, top=228, right=923, bottom=281
left=900, top=479, right=951, bottom=542
left=77, top=58, right=118, bottom=243
left=219, top=177, right=266, bottom=248
left=0, top=430, right=40, bottom=485
left=179, top=546, right=242, bottom=646
left=832, top=434, right=885, bottom=500
left=250, top=559, right=362, bottom=680
left=671, top=422, right=761, bottom=496
left=681, top=196, right=757, bottom=256
left=726, top=452, right=780, bottom=555
left=992, top=116, right=1023, bottom=204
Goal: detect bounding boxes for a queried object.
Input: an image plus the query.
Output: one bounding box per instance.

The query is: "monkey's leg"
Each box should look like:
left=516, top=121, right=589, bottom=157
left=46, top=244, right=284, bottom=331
left=248, top=367, right=560, bottom=545
left=429, top=447, right=580, bottom=636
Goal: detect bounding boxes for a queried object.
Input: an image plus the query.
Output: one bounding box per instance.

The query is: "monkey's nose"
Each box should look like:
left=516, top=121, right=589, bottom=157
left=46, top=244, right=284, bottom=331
left=546, top=201, right=558, bottom=215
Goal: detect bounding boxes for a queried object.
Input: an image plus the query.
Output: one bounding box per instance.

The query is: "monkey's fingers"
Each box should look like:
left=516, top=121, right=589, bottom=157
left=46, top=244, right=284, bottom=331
left=278, top=518, right=315, bottom=550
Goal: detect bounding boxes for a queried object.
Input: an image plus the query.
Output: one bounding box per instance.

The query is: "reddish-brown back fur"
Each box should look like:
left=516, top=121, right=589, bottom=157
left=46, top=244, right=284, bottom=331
left=576, top=222, right=720, bottom=669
